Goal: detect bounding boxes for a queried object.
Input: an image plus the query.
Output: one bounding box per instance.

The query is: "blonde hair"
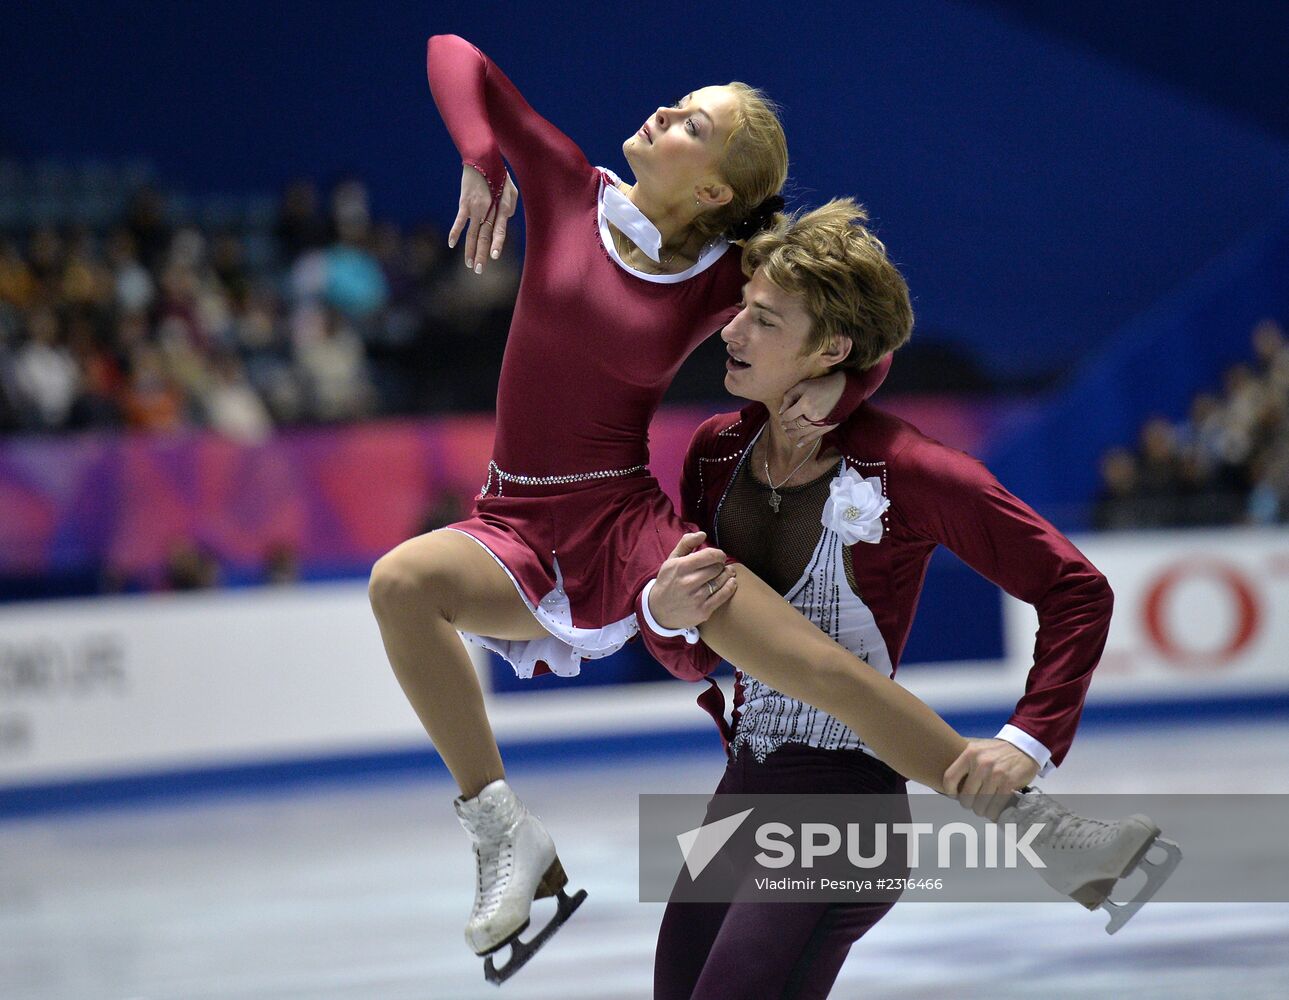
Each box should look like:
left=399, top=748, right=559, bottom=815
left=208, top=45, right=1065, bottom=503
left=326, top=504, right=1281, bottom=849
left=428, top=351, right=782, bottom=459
left=742, top=199, right=913, bottom=371
left=691, top=83, right=789, bottom=245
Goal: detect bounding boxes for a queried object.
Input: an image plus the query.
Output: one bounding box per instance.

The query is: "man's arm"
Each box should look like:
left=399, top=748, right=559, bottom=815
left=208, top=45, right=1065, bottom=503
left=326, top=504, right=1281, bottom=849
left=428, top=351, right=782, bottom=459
left=635, top=418, right=731, bottom=681
left=896, top=438, right=1113, bottom=809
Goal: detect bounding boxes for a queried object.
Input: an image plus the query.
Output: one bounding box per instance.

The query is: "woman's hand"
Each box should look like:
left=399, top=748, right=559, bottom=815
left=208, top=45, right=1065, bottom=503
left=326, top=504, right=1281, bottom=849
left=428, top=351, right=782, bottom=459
left=649, top=532, right=736, bottom=630
left=779, top=371, right=844, bottom=448
left=448, top=165, right=518, bottom=275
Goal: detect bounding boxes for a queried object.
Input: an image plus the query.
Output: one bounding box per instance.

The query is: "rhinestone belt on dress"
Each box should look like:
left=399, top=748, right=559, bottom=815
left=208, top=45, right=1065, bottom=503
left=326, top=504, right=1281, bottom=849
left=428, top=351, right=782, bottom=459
left=479, top=460, right=648, bottom=497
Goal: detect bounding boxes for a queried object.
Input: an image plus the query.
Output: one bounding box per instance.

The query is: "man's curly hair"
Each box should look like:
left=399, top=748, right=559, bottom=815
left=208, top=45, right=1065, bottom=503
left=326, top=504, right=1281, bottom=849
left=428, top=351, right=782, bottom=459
left=741, top=198, right=913, bottom=371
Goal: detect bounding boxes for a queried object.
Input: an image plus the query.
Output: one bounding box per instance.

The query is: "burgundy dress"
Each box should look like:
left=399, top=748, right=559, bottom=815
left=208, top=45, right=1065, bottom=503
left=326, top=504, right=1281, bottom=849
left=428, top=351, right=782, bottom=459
left=426, top=35, right=885, bottom=677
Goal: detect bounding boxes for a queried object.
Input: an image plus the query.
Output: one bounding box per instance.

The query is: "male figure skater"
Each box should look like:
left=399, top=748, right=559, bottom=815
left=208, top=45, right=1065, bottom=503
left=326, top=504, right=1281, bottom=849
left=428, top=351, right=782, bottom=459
left=644, top=199, right=1180, bottom=998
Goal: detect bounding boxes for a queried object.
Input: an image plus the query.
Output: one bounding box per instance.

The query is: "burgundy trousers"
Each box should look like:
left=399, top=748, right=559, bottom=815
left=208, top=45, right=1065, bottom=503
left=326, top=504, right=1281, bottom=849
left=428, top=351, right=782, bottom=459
left=653, top=743, right=910, bottom=1000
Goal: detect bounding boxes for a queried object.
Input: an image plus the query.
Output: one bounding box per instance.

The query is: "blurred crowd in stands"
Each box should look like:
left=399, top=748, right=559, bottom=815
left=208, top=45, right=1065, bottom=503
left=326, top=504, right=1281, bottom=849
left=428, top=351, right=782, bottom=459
left=2, top=161, right=1286, bottom=545
left=1095, top=319, right=1289, bottom=529
left=0, top=164, right=519, bottom=440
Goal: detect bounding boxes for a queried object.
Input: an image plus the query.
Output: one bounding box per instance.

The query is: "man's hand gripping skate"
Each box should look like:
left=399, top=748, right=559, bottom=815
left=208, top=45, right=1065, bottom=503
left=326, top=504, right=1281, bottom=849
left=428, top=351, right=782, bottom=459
left=944, top=737, right=1040, bottom=821
left=943, top=741, right=1182, bottom=934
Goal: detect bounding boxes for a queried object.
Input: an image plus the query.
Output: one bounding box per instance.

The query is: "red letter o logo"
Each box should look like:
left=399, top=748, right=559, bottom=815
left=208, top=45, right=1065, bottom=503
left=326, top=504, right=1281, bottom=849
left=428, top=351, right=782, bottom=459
left=1142, top=562, right=1261, bottom=668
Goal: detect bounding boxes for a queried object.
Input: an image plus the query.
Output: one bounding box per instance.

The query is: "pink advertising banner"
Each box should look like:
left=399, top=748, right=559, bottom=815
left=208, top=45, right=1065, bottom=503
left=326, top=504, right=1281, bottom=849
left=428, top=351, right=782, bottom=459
left=0, top=398, right=1022, bottom=577
left=0, top=408, right=712, bottom=576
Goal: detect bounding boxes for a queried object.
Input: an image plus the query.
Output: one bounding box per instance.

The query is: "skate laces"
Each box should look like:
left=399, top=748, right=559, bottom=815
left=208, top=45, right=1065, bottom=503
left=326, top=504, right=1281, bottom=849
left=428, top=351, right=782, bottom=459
left=461, top=797, right=522, bottom=917
left=474, top=842, right=515, bottom=916
left=1018, top=794, right=1120, bottom=851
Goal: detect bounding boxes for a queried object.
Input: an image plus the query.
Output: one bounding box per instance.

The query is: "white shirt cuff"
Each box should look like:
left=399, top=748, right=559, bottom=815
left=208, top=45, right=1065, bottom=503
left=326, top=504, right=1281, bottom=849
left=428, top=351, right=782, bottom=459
left=640, top=578, right=700, bottom=644
left=995, top=724, right=1054, bottom=777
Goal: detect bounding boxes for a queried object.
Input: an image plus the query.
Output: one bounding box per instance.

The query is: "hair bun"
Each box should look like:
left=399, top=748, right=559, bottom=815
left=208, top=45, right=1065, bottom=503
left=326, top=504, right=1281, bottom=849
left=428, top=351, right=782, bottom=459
left=727, top=194, right=786, bottom=241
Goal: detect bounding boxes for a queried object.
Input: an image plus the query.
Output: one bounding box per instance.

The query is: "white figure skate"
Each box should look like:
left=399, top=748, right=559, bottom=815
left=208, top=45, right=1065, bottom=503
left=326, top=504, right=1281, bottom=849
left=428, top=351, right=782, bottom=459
left=454, top=779, right=587, bottom=984
left=999, top=788, right=1182, bottom=934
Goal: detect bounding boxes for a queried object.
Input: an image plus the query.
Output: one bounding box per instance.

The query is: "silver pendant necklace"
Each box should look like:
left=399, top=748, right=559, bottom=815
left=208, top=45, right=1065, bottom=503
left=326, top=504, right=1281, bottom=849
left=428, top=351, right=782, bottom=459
left=764, top=439, right=821, bottom=513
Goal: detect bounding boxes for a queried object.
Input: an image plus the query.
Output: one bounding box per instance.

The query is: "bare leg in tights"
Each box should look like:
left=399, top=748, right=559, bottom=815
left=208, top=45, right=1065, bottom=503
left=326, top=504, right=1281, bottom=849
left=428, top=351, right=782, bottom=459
left=698, top=564, right=966, bottom=789
left=369, top=530, right=966, bottom=795
left=369, top=530, right=546, bottom=797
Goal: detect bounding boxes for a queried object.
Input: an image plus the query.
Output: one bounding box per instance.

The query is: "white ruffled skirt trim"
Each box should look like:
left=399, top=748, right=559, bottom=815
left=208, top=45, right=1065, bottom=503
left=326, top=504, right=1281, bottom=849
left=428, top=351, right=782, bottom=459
left=446, top=529, right=639, bottom=679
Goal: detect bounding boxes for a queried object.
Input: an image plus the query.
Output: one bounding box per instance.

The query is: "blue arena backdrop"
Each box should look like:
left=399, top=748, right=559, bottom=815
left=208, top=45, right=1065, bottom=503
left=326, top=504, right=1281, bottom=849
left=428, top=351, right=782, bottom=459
left=4, top=0, right=1288, bottom=385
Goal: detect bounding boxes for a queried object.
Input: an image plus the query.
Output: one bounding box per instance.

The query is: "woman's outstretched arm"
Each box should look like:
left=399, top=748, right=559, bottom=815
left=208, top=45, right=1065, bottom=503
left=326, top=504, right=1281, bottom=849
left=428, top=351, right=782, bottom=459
left=426, top=35, right=593, bottom=264
left=427, top=35, right=588, bottom=201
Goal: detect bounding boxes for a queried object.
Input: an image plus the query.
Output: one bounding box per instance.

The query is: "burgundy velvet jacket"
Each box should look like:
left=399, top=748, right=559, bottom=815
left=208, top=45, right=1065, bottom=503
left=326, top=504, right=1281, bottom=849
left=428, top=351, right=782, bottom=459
left=641, top=400, right=1113, bottom=768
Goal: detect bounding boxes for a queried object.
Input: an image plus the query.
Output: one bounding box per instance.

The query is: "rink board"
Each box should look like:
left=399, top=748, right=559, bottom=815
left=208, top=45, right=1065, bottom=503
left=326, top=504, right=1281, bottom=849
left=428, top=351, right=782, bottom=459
left=2, top=528, right=1288, bottom=799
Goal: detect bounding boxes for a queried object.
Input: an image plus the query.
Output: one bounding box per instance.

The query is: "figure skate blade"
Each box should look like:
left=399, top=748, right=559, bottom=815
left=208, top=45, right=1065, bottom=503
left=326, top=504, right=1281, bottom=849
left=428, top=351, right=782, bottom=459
left=1101, top=836, right=1182, bottom=935
left=483, top=887, right=588, bottom=985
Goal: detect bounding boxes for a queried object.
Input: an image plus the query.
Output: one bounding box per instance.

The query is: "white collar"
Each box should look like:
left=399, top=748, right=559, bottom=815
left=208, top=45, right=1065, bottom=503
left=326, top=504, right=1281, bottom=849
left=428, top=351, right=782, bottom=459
left=600, top=181, right=665, bottom=262
left=595, top=168, right=729, bottom=284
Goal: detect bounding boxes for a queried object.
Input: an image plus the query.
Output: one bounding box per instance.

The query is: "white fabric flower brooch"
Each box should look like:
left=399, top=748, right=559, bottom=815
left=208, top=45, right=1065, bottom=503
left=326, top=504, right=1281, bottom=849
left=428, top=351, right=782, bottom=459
left=821, top=466, right=889, bottom=544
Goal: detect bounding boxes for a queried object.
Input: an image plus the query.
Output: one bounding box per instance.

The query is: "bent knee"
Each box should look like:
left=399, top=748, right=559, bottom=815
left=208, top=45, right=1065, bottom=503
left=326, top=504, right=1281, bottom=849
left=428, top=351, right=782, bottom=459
left=368, top=548, right=415, bottom=617
left=368, top=539, right=456, bottom=621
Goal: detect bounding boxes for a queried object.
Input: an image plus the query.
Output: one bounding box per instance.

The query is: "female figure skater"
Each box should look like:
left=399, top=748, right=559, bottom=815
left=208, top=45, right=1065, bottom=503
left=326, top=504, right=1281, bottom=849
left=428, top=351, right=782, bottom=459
left=370, top=34, right=1064, bottom=981
left=648, top=201, right=1179, bottom=998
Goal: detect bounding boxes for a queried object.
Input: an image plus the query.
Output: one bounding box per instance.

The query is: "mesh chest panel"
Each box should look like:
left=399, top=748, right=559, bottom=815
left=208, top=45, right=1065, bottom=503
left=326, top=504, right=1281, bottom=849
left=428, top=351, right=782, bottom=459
left=716, top=456, right=839, bottom=594
left=714, top=453, right=874, bottom=761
